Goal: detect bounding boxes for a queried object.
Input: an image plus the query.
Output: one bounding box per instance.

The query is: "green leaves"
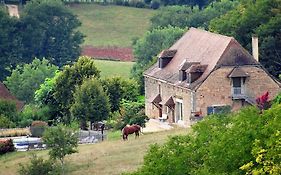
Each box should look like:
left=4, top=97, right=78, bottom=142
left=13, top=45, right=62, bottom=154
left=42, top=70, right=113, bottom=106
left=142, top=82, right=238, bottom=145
left=129, top=104, right=281, bottom=175
left=71, top=78, right=110, bottom=129
left=4, top=58, right=58, bottom=103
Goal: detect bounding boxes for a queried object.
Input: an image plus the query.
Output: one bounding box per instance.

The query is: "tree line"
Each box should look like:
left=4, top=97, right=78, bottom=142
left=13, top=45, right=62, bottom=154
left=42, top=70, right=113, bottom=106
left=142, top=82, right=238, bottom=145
left=0, top=0, right=83, bottom=81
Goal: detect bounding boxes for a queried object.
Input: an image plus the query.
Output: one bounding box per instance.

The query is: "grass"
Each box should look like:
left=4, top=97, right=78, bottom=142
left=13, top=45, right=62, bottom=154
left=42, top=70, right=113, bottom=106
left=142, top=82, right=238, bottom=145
left=94, top=59, right=134, bottom=78
left=69, top=4, right=155, bottom=47
left=0, top=128, right=189, bottom=175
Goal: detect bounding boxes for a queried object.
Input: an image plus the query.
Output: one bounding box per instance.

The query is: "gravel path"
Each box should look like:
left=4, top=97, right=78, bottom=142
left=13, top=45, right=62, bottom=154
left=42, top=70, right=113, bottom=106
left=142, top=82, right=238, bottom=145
left=142, top=119, right=173, bottom=133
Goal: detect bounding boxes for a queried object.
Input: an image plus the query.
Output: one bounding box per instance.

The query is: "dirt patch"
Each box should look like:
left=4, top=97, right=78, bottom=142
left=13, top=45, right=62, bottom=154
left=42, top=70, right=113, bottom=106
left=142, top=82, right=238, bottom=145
left=81, top=46, right=134, bottom=62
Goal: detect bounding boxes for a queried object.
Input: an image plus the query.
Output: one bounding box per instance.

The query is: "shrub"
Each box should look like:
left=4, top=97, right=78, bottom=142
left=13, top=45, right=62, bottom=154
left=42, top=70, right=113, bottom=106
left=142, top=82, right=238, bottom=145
left=18, top=105, right=51, bottom=127
left=113, top=100, right=148, bottom=130
left=0, top=99, right=18, bottom=123
left=128, top=104, right=281, bottom=175
left=150, top=0, right=160, bottom=9
left=0, top=139, right=15, bottom=155
left=30, top=121, right=48, bottom=137
left=18, top=155, right=60, bottom=175
left=0, top=114, right=15, bottom=128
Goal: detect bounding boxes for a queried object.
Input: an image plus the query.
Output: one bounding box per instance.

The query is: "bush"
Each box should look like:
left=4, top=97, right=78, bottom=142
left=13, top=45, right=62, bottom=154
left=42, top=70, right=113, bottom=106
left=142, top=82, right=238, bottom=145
left=0, top=114, right=15, bottom=128
left=113, top=100, right=148, bottom=130
left=150, top=0, right=160, bottom=9
left=128, top=104, right=281, bottom=175
left=18, top=105, right=51, bottom=127
left=18, top=155, right=60, bottom=175
left=0, top=99, right=18, bottom=123
left=30, top=121, right=48, bottom=137
left=0, top=139, right=15, bottom=155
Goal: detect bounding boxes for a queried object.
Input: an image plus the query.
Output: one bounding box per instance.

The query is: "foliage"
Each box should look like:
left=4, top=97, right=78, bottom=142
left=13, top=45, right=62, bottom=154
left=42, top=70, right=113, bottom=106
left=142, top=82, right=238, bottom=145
left=0, top=139, right=15, bottom=155
left=240, top=131, right=281, bottom=174
left=0, top=9, right=22, bottom=81
left=0, top=115, right=15, bottom=128
left=18, top=104, right=51, bottom=127
left=113, top=99, right=148, bottom=130
left=71, top=78, right=110, bottom=129
left=18, top=155, right=60, bottom=175
left=209, top=0, right=281, bottom=78
left=128, top=104, right=281, bottom=175
left=150, top=1, right=238, bottom=29
left=4, top=58, right=58, bottom=103
left=34, top=72, right=62, bottom=121
left=21, top=0, right=84, bottom=67
left=30, top=121, right=48, bottom=137
left=102, top=77, right=139, bottom=113
left=43, top=124, right=78, bottom=174
left=53, top=56, right=100, bottom=123
left=0, top=99, right=18, bottom=123
left=273, top=92, right=281, bottom=105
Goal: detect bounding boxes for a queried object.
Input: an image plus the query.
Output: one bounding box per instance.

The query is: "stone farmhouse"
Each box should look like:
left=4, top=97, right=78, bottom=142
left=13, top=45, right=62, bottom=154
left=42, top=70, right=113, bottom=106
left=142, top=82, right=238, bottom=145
left=144, top=28, right=280, bottom=126
left=0, top=82, right=24, bottom=111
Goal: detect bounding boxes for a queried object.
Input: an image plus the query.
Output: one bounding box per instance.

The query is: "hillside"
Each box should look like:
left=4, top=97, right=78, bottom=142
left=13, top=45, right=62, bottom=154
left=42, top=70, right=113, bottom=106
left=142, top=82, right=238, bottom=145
left=0, top=128, right=188, bottom=175
left=69, top=4, right=155, bottom=47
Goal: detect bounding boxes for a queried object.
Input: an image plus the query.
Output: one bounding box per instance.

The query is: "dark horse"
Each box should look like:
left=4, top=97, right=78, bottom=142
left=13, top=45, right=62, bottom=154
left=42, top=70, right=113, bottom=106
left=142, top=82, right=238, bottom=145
left=122, top=124, right=141, bottom=140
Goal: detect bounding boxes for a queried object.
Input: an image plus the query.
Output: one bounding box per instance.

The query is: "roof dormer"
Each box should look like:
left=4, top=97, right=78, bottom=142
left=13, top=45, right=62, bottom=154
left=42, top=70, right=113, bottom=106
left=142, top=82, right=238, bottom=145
left=158, top=50, right=177, bottom=69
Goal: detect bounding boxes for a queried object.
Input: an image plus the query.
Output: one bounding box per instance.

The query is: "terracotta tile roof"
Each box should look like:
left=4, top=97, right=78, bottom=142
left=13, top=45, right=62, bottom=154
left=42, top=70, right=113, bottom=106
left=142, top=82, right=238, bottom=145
left=228, top=67, right=249, bottom=78
left=0, top=82, right=24, bottom=111
left=144, top=28, right=259, bottom=90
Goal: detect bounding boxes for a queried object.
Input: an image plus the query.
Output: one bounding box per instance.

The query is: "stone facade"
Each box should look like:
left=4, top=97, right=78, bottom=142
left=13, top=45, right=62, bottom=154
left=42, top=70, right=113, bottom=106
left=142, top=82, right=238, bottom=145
left=144, top=28, right=281, bottom=127
left=196, top=66, right=280, bottom=116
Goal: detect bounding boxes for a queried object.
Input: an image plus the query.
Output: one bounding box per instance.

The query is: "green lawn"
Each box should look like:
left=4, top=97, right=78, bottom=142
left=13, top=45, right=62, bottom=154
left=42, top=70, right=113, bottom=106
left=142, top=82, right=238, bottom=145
left=69, top=4, right=155, bottom=47
left=94, top=59, right=134, bottom=78
left=0, top=128, right=188, bottom=175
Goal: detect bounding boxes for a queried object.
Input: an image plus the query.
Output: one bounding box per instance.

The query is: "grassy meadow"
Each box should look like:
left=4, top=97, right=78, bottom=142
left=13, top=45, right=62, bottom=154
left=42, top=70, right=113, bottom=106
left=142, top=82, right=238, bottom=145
left=94, top=59, right=134, bottom=78
left=69, top=4, right=155, bottom=47
left=0, top=128, right=188, bottom=175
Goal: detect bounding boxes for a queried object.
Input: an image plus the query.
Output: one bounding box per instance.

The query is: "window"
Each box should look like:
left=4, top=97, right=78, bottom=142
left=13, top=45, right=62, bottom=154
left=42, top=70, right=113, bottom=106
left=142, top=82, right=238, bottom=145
left=207, top=105, right=231, bottom=115
left=175, top=99, right=183, bottom=122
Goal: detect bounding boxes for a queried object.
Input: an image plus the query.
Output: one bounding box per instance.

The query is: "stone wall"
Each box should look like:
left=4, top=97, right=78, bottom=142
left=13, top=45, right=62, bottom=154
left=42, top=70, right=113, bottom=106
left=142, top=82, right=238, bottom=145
left=196, top=66, right=280, bottom=116
left=144, top=76, right=192, bottom=125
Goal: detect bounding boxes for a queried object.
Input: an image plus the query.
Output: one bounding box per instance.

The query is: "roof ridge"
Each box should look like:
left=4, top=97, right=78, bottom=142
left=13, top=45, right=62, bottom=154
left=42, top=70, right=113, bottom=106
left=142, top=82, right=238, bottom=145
left=189, top=27, right=234, bottom=40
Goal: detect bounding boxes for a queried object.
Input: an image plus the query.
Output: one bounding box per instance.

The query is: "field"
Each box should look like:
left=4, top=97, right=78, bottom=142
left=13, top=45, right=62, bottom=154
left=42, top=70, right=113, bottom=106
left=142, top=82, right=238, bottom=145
left=94, top=59, right=134, bottom=78
left=0, top=128, right=188, bottom=175
left=69, top=4, right=155, bottom=47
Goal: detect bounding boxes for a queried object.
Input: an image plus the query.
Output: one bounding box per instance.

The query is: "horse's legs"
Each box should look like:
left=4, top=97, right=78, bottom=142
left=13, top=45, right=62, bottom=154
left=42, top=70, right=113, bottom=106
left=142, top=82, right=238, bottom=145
left=135, top=131, right=139, bottom=138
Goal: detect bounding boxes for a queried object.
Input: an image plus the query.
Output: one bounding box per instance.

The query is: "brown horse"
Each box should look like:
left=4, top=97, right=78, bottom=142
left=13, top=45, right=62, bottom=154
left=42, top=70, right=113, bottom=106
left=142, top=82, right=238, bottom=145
left=122, top=124, right=141, bottom=140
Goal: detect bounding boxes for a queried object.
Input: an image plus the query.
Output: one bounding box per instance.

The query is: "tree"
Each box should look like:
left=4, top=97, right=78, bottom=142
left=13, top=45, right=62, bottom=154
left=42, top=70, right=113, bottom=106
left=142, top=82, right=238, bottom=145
left=20, top=0, right=84, bottom=67
left=128, top=103, right=281, bottom=175
left=102, top=77, right=140, bottom=113
left=34, top=72, right=62, bottom=122
left=150, top=1, right=239, bottom=30
left=4, top=58, right=58, bottom=103
left=0, top=9, right=23, bottom=81
left=53, top=56, right=100, bottom=123
left=43, top=124, right=78, bottom=175
left=209, top=0, right=281, bottom=77
left=71, top=78, right=110, bottom=130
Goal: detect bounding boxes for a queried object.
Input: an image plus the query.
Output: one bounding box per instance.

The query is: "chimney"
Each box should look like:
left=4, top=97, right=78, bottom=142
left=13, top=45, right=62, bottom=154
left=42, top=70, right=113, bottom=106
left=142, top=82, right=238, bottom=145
left=252, top=36, right=259, bottom=62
